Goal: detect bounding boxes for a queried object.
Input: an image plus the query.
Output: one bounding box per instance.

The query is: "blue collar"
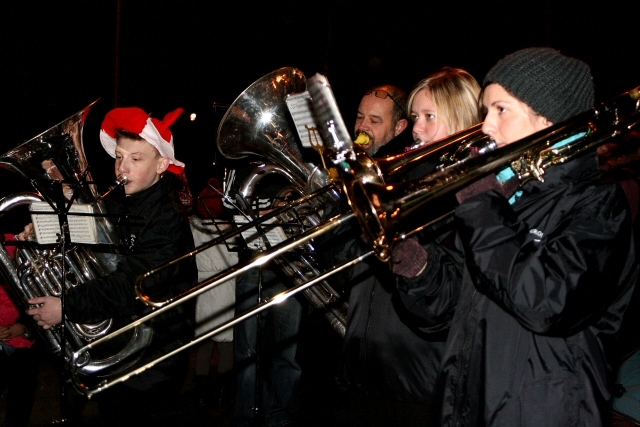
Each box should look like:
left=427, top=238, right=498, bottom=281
left=496, top=132, right=588, bottom=204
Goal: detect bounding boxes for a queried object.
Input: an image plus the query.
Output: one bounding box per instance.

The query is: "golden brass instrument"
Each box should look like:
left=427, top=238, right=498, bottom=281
left=65, top=123, right=491, bottom=396
left=350, top=86, right=640, bottom=260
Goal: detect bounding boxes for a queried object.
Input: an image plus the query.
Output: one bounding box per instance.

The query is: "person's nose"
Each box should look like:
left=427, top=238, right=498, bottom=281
left=481, top=114, right=495, bottom=136
left=412, top=118, right=424, bottom=137
left=356, top=119, right=369, bottom=132
left=117, top=159, right=129, bottom=174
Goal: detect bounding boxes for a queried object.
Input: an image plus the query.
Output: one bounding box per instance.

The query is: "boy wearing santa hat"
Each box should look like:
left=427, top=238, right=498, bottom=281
left=24, top=106, right=197, bottom=425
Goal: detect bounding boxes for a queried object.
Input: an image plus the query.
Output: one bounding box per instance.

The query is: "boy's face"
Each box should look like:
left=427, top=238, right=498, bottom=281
left=115, top=137, right=169, bottom=195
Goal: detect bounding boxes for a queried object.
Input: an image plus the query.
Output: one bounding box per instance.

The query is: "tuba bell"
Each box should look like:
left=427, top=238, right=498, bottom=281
left=0, top=101, right=153, bottom=381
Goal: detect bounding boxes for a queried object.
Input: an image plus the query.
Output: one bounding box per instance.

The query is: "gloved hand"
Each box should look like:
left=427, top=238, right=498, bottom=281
left=391, top=238, right=428, bottom=278
left=455, top=173, right=520, bottom=204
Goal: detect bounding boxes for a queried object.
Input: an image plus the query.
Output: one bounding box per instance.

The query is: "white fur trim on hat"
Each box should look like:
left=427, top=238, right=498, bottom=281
left=99, top=107, right=185, bottom=174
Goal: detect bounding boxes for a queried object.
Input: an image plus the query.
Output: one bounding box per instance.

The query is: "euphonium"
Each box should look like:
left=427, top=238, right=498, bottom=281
left=349, top=85, right=640, bottom=261
left=217, top=67, right=349, bottom=336
left=0, top=102, right=153, bottom=379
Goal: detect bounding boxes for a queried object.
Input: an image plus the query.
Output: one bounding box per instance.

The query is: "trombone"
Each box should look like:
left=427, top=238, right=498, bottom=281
left=351, top=86, right=640, bottom=261
left=70, top=81, right=640, bottom=397
left=69, top=78, right=490, bottom=397
left=72, top=207, right=357, bottom=397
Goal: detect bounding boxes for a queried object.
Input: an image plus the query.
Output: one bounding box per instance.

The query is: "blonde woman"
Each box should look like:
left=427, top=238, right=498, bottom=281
left=407, top=67, right=481, bottom=151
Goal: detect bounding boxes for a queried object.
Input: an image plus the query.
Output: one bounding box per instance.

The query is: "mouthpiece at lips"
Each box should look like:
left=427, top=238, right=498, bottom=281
left=116, top=174, right=129, bottom=186
left=354, top=133, right=370, bottom=145
left=407, top=140, right=426, bottom=151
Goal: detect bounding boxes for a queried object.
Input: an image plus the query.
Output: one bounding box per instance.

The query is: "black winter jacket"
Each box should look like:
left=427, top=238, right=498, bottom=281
left=321, top=200, right=450, bottom=409
left=66, top=176, right=196, bottom=321
left=398, top=152, right=638, bottom=426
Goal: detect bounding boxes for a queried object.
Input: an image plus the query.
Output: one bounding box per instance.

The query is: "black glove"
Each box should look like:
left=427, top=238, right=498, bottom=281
left=391, top=238, right=428, bottom=278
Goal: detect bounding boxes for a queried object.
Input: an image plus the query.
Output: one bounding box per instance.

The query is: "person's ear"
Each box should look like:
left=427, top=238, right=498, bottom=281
left=157, top=157, right=171, bottom=174
left=535, top=115, right=553, bottom=131
left=395, top=118, right=409, bottom=136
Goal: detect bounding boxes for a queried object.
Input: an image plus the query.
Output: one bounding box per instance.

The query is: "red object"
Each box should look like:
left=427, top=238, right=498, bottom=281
left=99, top=106, right=186, bottom=174
left=0, top=234, right=33, bottom=349
left=197, top=178, right=224, bottom=219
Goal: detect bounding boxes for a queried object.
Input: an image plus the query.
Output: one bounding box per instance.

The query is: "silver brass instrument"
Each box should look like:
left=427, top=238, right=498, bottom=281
left=217, top=67, right=349, bottom=336
left=0, top=102, right=153, bottom=381
left=66, top=72, right=639, bottom=397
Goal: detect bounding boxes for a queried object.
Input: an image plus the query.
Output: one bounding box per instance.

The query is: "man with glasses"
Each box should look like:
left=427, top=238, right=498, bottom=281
left=354, top=84, right=410, bottom=157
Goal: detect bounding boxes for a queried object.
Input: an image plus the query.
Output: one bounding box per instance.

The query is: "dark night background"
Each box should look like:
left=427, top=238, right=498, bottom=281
left=1, top=0, right=639, bottom=199
left=0, top=2, right=639, bottom=424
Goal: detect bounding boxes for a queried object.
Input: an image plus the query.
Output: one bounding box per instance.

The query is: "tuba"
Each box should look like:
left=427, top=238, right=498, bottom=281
left=0, top=101, right=153, bottom=381
left=217, top=67, right=349, bottom=336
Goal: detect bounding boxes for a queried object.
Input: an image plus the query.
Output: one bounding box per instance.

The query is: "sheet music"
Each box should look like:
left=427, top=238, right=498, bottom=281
left=233, top=215, right=287, bottom=251
left=30, top=201, right=98, bottom=244
left=285, top=91, right=323, bottom=148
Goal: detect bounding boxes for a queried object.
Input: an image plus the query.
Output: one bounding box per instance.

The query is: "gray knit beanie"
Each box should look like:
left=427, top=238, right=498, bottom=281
left=484, top=47, right=594, bottom=124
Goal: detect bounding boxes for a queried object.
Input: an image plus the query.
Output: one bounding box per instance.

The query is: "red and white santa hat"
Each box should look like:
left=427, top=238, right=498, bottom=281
left=99, top=106, right=186, bottom=174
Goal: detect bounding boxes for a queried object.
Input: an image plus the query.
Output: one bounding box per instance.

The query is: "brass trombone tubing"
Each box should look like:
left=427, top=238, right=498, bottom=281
left=78, top=235, right=366, bottom=398
left=352, top=87, right=640, bottom=261
left=70, top=205, right=457, bottom=397
left=70, top=210, right=355, bottom=397
left=99, top=183, right=334, bottom=311
left=136, top=183, right=337, bottom=310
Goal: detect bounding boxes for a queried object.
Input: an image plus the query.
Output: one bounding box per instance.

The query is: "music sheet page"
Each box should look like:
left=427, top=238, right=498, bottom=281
left=286, top=91, right=322, bottom=149
left=30, top=201, right=98, bottom=244
left=233, top=215, right=287, bottom=251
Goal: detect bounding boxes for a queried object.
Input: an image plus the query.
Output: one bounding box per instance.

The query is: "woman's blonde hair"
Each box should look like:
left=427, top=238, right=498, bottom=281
left=408, top=67, right=482, bottom=135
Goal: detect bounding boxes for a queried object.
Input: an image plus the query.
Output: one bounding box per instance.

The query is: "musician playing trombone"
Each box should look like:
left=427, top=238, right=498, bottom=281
left=20, top=106, right=198, bottom=426
left=353, top=84, right=410, bottom=157
left=391, top=47, right=638, bottom=426
left=329, top=70, right=482, bottom=427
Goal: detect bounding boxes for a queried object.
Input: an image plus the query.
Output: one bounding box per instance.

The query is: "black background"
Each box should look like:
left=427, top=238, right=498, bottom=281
left=2, top=0, right=639, bottom=199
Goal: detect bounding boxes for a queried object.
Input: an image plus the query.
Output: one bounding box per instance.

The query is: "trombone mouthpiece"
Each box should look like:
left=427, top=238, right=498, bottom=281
left=354, top=133, right=370, bottom=145
left=477, top=140, right=498, bottom=156
left=408, top=140, right=426, bottom=151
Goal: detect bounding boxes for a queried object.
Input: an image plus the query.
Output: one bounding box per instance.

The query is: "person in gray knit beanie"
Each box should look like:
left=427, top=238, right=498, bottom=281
left=484, top=47, right=594, bottom=124
left=391, top=45, right=637, bottom=427
left=480, top=47, right=594, bottom=148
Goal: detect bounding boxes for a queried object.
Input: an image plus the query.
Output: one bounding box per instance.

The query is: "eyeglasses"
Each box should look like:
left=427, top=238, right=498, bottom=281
left=366, top=89, right=405, bottom=114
